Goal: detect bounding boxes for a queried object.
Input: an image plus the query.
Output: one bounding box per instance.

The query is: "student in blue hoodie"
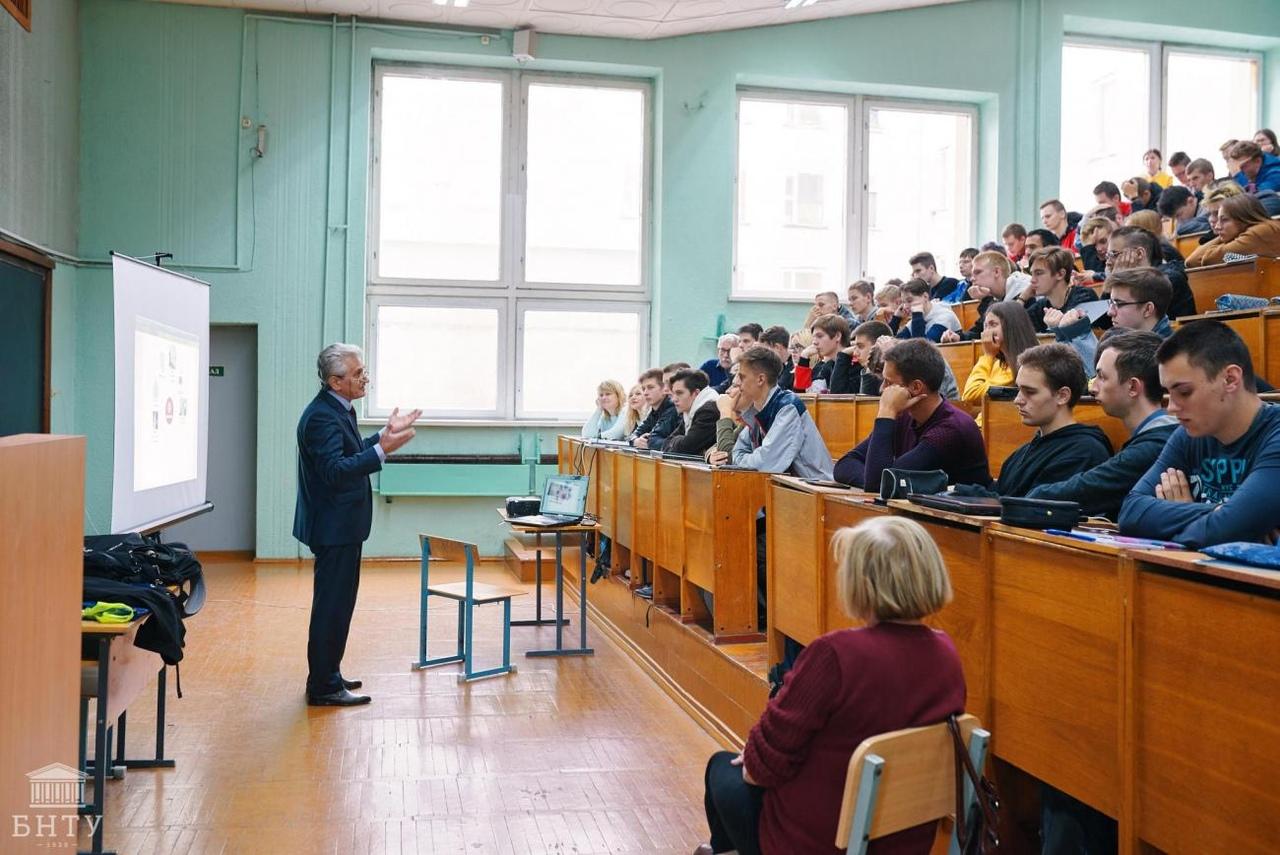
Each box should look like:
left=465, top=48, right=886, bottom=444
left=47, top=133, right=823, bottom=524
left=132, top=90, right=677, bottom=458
left=1028, top=332, right=1176, bottom=519
left=1228, top=139, right=1280, bottom=194
left=1120, top=321, right=1280, bottom=549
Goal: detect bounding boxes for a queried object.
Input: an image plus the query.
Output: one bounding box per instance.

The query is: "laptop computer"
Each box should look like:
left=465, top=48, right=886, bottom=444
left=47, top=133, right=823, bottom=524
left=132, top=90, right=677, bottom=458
left=508, top=474, right=590, bottom=527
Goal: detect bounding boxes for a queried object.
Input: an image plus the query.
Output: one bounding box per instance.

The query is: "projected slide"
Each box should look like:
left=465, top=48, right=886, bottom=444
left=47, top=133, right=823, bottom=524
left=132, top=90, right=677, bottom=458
left=133, top=317, right=200, bottom=491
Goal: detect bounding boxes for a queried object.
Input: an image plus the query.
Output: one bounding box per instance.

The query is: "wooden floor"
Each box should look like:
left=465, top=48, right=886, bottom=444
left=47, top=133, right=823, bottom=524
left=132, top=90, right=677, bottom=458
left=85, top=557, right=721, bottom=854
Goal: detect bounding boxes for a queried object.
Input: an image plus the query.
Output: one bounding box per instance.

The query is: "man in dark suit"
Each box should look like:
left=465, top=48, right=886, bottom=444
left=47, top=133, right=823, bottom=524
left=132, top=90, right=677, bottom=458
left=294, top=343, right=419, bottom=706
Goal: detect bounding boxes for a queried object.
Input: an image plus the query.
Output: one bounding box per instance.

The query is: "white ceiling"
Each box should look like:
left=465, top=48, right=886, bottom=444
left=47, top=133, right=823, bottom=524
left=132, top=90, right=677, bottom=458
left=170, top=0, right=968, bottom=40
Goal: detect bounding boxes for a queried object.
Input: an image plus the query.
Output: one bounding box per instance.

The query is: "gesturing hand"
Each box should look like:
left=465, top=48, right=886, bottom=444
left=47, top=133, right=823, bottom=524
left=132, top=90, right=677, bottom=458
left=1043, top=307, right=1065, bottom=328
left=877, top=384, right=925, bottom=419
left=379, top=426, right=416, bottom=455
left=386, top=407, right=423, bottom=434
left=1155, top=468, right=1194, bottom=503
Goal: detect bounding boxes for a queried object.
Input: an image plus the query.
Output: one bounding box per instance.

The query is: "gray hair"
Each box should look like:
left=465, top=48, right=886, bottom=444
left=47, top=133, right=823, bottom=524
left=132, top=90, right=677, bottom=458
left=717, top=333, right=740, bottom=349
left=317, top=343, right=363, bottom=386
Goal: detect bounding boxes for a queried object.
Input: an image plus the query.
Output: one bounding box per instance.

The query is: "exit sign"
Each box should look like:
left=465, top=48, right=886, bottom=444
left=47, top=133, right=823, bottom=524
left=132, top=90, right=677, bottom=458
left=209, top=366, right=225, bottom=377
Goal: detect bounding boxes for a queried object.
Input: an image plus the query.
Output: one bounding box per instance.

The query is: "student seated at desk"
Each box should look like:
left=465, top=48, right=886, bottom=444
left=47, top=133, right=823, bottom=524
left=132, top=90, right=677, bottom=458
left=665, top=369, right=720, bottom=457
left=794, top=314, right=860, bottom=394
left=1028, top=332, right=1177, bottom=519
left=1020, top=246, right=1101, bottom=376
left=833, top=339, right=991, bottom=490
left=759, top=325, right=794, bottom=390
left=1157, top=184, right=1211, bottom=236
left=629, top=367, right=680, bottom=449
left=871, top=331, right=962, bottom=401
left=710, top=347, right=833, bottom=480
left=939, top=251, right=1032, bottom=343
left=1104, top=267, right=1173, bottom=337
left=1120, top=321, right=1280, bottom=548
left=845, top=320, right=894, bottom=396
left=706, top=371, right=746, bottom=463
left=1185, top=194, right=1280, bottom=268
left=581, top=379, right=629, bottom=441
left=961, top=302, right=1039, bottom=422
left=696, top=516, right=965, bottom=855
left=994, top=344, right=1114, bottom=497
left=889, top=278, right=962, bottom=342
left=700, top=334, right=739, bottom=390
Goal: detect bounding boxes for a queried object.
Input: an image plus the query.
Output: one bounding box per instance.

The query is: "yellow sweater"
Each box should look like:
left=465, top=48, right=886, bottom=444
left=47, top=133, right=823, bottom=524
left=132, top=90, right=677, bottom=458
left=963, top=354, right=1014, bottom=426
left=1149, top=171, right=1173, bottom=189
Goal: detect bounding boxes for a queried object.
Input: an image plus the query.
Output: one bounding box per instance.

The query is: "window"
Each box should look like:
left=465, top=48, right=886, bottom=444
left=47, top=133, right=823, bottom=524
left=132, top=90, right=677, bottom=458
left=370, top=67, right=651, bottom=420
left=734, top=92, right=975, bottom=299
left=1059, top=39, right=1260, bottom=211
left=1165, top=49, right=1260, bottom=178
left=865, top=106, right=973, bottom=287
left=519, top=307, right=643, bottom=417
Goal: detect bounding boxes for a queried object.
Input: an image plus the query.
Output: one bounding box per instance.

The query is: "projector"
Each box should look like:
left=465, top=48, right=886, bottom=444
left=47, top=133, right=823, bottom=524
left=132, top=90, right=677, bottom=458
left=506, top=496, right=540, bottom=517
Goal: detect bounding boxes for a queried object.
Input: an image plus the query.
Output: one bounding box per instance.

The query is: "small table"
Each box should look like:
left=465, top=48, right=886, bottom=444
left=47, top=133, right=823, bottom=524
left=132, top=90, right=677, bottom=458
left=79, top=616, right=173, bottom=855
left=498, top=509, right=596, bottom=657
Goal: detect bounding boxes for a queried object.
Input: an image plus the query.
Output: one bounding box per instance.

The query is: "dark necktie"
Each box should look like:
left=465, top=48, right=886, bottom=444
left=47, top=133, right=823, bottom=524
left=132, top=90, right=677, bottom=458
left=347, top=406, right=359, bottom=434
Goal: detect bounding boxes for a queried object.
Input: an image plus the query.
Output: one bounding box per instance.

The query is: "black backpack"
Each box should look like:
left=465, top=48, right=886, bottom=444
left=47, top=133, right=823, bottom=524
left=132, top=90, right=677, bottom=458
left=83, top=533, right=206, bottom=617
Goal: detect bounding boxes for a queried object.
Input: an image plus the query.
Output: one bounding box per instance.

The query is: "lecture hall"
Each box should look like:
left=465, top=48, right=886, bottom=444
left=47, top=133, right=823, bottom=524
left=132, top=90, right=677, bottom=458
left=3, top=0, right=1280, bottom=852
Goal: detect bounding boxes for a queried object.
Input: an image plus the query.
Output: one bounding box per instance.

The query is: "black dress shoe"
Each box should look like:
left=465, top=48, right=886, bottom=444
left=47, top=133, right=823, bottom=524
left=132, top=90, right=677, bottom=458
left=306, top=688, right=371, bottom=707
left=341, top=678, right=362, bottom=690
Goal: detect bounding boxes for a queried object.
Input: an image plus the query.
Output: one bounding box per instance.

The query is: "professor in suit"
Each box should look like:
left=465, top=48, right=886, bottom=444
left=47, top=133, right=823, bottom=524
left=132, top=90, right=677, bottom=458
left=294, top=343, right=420, bottom=706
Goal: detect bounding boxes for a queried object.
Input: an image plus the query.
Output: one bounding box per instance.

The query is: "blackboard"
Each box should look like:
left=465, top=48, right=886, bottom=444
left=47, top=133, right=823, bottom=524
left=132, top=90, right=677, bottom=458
left=0, top=246, right=50, bottom=435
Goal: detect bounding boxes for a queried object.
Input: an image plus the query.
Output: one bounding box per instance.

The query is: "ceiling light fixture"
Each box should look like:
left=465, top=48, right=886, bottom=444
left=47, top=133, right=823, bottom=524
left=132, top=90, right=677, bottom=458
left=433, top=0, right=470, bottom=6
left=784, top=0, right=820, bottom=8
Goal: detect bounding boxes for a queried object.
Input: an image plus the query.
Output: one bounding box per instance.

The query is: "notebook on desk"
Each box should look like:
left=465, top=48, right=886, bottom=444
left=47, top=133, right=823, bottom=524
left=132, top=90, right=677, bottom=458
left=508, top=475, right=589, bottom=527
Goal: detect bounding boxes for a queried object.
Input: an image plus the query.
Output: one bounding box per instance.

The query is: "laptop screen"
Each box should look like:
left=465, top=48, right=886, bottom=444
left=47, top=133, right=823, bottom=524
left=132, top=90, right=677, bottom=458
left=541, top=475, right=589, bottom=517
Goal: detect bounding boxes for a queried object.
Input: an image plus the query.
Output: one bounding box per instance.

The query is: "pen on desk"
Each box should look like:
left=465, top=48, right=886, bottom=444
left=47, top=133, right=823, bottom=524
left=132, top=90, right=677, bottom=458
left=1045, top=528, right=1097, bottom=543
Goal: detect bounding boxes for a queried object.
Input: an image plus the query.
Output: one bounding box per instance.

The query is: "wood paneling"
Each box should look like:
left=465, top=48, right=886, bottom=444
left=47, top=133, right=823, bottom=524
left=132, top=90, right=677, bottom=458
left=1132, top=566, right=1280, bottom=854
left=989, top=529, right=1124, bottom=816
left=1186, top=256, right=1280, bottom=314
left=633, top=455, right=657, bottom=564
left=0, top=435, right=85, bottom=852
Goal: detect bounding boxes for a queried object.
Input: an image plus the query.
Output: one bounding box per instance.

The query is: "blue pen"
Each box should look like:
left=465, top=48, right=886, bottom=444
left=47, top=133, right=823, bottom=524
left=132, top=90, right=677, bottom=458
left=1045, top=528, right=1097, bottom=543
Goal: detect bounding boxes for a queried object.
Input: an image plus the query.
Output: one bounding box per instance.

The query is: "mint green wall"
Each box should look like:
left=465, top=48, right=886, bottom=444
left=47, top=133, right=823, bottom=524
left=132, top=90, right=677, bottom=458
left=64, top=0, right=1276, bottom=557
left=1, top=0, right=79, bottom=253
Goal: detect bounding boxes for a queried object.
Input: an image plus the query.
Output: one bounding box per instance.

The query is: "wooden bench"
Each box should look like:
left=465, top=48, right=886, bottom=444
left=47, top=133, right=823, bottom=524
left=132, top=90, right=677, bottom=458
left=1173, top=230, right=1209, bottom=260
left=1186, top=256, right=1280, bottom=314
left=799, top=394, right=883, bottom=461
left=1174, top=305, right=1280, bottom=385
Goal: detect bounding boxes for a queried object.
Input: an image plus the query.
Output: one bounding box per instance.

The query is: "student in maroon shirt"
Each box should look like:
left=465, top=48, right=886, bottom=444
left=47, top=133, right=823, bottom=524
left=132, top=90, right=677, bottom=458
left=695, top=516, right=966, bottom=855
left=833, top=339, right=991, bottom=490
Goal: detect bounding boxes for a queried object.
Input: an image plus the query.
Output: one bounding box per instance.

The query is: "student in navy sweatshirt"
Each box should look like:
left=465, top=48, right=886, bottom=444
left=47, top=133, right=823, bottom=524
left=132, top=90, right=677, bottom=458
left=1120, top=321, right=1280, bottom=548
left=1028, top=332, right=1177, bottom=519
left=833, top=339, right=990, bottom=489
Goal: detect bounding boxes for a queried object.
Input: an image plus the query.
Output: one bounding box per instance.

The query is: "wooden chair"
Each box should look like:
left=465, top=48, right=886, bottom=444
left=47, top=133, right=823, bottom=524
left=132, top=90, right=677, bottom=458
left=835, top=713, right=991, bottom=855
left=411, top=535, right=526, bottom=682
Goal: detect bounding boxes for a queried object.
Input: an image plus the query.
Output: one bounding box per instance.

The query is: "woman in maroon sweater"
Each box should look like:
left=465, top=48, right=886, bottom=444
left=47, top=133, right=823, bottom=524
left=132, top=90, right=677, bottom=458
left=695, top=516, right=966, bottom=855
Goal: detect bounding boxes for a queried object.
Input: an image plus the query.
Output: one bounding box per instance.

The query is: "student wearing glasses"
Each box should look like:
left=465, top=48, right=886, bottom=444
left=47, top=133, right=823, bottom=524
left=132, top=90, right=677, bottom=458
left=1105, top=268, right=1173, bottom=338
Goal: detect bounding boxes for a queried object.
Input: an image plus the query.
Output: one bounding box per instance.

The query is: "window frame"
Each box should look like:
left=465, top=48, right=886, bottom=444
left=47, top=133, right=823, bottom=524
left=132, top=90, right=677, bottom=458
left=367, top=63, right=653, bottom=421
left=1061, top=36, right=1262, bottom=176
left=513, top=298, right=650, bottom=420
left=730, top=88, right=978, bottom=302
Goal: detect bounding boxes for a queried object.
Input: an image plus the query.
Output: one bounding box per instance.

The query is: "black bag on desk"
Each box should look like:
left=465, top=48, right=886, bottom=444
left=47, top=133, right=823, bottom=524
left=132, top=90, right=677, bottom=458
left=878, top=468, right=949, bottom=501
left=82, top=577, right=186, bottom=667
left=998, top=496, right=1081, bottom=530
left=84, top=533, right=206, bottom=617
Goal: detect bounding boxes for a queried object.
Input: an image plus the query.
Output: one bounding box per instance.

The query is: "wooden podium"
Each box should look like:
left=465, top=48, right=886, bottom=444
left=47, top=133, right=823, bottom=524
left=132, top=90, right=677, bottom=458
left=0, top=435, right=85, bottom=852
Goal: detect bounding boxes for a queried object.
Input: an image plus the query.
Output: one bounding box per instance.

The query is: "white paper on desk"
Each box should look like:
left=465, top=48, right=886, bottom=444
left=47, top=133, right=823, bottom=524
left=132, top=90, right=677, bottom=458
left=1074, top=300, right=1112, bottom=322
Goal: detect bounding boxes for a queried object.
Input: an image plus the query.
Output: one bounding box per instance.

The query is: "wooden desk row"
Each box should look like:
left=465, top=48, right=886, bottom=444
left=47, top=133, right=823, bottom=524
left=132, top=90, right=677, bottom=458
left=562, top=437, right=770, bottom=643
left=765, top=476, right=1280, bottom=855
left=1186, top=255, right=1280, bottom=314
left=1175, top=305, right=1280, bottom=386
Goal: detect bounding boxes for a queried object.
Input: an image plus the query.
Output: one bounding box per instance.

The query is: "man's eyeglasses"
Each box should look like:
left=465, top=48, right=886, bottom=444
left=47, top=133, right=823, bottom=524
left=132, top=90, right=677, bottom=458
left=1108, top=297, right=1146, bottom=309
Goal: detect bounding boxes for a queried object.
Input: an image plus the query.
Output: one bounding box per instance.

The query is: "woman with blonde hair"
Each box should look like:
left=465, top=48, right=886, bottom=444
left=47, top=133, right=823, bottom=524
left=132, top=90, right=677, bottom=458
left=581, top=379, right=628, bottom=440
left=695, top=516, right=965, bottom=855
left=1187, top=194, right=1280, bottom=268
left=621, top=384, right=647, bottom=436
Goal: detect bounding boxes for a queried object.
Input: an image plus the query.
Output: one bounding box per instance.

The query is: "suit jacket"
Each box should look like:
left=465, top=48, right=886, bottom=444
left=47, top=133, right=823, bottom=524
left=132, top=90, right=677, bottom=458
left=293, top=391, right=383, bottom=549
